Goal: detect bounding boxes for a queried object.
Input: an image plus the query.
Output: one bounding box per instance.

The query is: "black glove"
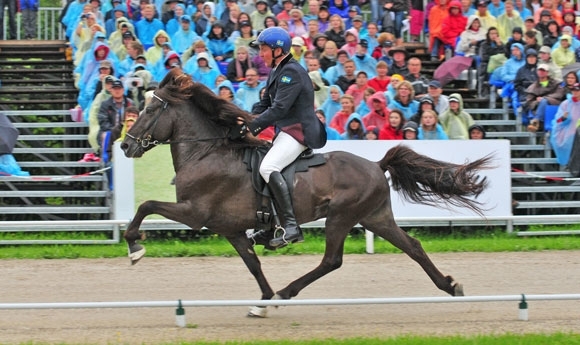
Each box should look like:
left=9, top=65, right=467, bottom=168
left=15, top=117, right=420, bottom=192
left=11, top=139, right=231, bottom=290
left=229, top=123, right=248, bottom=140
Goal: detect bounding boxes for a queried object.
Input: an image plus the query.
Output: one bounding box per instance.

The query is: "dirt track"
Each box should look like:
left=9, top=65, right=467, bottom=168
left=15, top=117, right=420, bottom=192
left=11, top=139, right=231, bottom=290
left=0, top=251, right=579, bottom=344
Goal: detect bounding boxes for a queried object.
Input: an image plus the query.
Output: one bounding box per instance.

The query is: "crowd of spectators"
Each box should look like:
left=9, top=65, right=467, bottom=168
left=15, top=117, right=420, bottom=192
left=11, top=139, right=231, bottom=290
left=51, top=0, right=580, bottom=166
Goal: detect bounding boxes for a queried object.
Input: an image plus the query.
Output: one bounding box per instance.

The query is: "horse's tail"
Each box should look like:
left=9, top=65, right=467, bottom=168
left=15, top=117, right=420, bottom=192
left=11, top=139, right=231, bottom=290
left=378, top=145, right=494, bottom=216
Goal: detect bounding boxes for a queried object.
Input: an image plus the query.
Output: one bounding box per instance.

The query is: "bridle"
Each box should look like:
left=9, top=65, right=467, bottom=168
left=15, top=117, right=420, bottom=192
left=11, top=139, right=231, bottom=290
left=124, top=92, right=229, bottom=149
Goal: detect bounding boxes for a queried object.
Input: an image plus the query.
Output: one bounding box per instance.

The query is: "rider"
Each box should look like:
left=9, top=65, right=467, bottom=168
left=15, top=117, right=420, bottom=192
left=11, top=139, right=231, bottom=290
left=245, top=27, right=327, bottom=248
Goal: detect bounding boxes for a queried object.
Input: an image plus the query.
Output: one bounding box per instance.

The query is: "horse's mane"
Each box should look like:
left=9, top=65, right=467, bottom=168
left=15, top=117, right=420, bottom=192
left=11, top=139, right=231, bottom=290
left=157, top=68, right=264, bottom=147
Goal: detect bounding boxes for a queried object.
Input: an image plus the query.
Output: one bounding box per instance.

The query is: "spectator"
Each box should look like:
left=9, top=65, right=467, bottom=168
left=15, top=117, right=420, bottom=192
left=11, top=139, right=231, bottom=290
left=192, top=51, right=220, bottom=88
left=97, top=79, right=135, bottom=147
left=86, top=75, right=115, bottom=155
left=490, top=42, right=525, bottom=84
left=537, top=46, right=562, bottom=81
left=346, top=71, right=370, bottom=107
left=378, top=109, right=405, bottom=139
left=275, top=0, right=293, bottom=21
left=325, top=49, right=349, bottom=84
left=384, top=73, right=403, bottom=103
left=418, top=109, right=449, bottom=139
left=533, top=0, right=563, bottom=26
left=288, top=8, right=307, bottom=37
left=410, top=0, right=425, bottom=42
left=234, top=68, right=263, bottom=111
left=320, top=85, right=343, bottom=123
left=118, top=41, right=145, bottom=77
left=182, top=39, right=218, bottom=72
left=352, top=40, right=377, bottom=78
left=325, top=14, right=347, bottom=48
left=372, top=33, right=394, bottom=63
left=542, top=20, right=561, bottom=48
left=387, top=80, right=419, bottom=120
left=428, top=0, right=450, bottom=61
left=381, top=0, right=410, bottom=46
left=551, top=35, right=576, bottom=68
left=145, top=30, right=170, bottom=65
left=523, top=30, right=541, bottom=53
left=344, top=6, right=361, bottom=30
left=497, top=0, right=523, bottom=43
left=361, top=22, right=378, bottom=51
left=153, top=49, right=181, bottom=81
left=164, top=3, right=185, bottom=34
left=439, top=93, right=475, bottom=139
left=456, top=15, right=486, bottom=57
left=315, top=109, right=342, bottom=140
left=340, top=113, right=366, bottom=139
left=302, top=19, right=321, bottom=51
left=402, top=120, right=419, bottom=139
left=329, top=0, right=350, bottom=19
left=311, top=33, right=329, bottom=60
left=487, top=0, right=504, bottom=17
left=474, top=0, right=497, bottom=32
left=319, top=40, right=338, bottom=73
left=524, top=16, right=543, bottom=45
left=427, top=80, right=450, bottom=114
left=513, top=48, right=539, bottom=110
left=340, top=28, right=360, bottom=57
left=336, top=59, right=357, bottom=92
left=127, top=65, right=154, bottom=111
left=364, top=126, right=379, bottom=140
left=468, top=124, right=486, bottom=139
left=479, top=26, right=504, bottom=85
left=194, top=2, right=215, bottom=36
left=61, top=0, right=89, bottom=40
left=554, top=26, right=580, bottom=52
left=362, top=91, right=390, bottom=129
left=562, top=72, right=580, bottom=95
left=290, top=36, right=306, bottom=62
left=505, top=27, right=525, bottom=59
left=75, top=42, right=117, bottom=109
left=356, top=87, right=376, bottom=116
left=310, top=70, right=329, bottom=109
left=135, top=4, right=165, bottom=50
left=367, top=60, right=391, bottom=92
left=388, top=45, right=409, bottom=76
left=304, top=0, right=321, bottom=22
left=263, top=15, right=278, bottom=30
left=216, top=79, right=244, bottom=108
left=460, top=0, right=476, bottom=17
left=317, top=5, right=331, bottom=32
left=550, top=83, right=580, bottom=167
left=535, top=10, right=554, bottom=37
left=409, top=94, right=436, bottom=123
left=205, top=21, right=235, bottom=62
left=526, top=64, right=565, bottom=132
left=441, top=1, right=468, bottom=53
left=171, top=15, right=201, bottom=54
left=222, top=3, right=242, bottom=37
left=330, top=94, right=356, bottom=134
left=561, top=8, right=576, bottom=34
left=514, top=0, right=532, bottom=24
left=111, top=23, right=135, bottom=61
left=20, top=0, right=39, bottom=39
left=404, top=57, right=430, bottom=99
left=226, top=45, right=253, bottom=82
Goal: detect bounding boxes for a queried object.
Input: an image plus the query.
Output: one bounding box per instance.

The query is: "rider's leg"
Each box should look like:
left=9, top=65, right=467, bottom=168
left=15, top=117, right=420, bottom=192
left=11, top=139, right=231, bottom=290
left=260, top=132, right=306, bottom=248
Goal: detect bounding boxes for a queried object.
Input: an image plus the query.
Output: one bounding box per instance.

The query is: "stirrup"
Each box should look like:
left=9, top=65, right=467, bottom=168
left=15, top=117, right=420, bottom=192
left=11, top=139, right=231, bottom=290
left=269, top=225, right=303, bottom=249
left=247, top=229, right=277, bottom=250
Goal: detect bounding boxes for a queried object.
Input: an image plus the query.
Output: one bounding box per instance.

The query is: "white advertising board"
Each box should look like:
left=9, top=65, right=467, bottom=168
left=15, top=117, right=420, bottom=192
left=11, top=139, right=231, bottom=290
left=316, top=140, right=512, bottom=218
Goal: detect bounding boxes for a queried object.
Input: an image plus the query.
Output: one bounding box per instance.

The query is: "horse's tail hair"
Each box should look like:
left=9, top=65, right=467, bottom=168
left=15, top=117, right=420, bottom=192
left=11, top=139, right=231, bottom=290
left=378, top=145, right=494, bottom=216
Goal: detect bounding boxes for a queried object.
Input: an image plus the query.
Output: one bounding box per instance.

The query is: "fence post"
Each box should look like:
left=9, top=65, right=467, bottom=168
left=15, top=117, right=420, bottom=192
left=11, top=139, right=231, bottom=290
left=113, top=142, right=135, bottom=221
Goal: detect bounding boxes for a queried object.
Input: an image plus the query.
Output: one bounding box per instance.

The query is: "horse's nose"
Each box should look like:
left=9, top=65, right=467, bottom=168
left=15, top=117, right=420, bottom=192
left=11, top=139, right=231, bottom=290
left=120, top=142, right=128, bottom=151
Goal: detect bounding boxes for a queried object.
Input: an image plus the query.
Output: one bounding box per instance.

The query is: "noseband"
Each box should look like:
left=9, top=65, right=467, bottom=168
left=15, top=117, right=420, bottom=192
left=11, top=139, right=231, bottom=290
left=124, top=92, right=168, bottom=149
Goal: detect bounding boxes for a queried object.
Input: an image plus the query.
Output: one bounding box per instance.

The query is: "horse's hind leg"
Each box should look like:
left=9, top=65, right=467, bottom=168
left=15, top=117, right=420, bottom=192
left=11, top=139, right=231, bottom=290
left=361, top=207, right=463, bottom=297
left=226, top=233, right=276, bottom=317
left=275, top=218, right=354, bottom=300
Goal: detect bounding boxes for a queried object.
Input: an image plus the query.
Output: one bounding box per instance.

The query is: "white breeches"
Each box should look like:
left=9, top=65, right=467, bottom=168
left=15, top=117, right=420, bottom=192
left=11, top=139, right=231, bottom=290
left=260, top=131, right=307, bottom=183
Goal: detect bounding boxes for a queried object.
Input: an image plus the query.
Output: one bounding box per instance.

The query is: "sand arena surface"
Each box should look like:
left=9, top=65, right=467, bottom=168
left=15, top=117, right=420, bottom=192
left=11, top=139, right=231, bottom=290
left=0, top=251, right=579, bottom=344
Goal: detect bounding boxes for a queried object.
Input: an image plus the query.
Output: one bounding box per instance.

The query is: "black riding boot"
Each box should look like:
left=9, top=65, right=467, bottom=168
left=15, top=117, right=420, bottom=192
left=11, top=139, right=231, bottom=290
left=268, top=171, right=303, bottom=248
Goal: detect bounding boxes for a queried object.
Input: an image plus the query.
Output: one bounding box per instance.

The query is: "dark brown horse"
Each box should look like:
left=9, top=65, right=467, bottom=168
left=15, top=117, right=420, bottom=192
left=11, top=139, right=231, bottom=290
left=121, top=68, right=492, bottom=315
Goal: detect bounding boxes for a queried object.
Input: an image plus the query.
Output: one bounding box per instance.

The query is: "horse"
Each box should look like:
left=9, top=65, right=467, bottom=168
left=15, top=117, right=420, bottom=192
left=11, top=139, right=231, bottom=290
left=121, top=68, right=492, bottom=316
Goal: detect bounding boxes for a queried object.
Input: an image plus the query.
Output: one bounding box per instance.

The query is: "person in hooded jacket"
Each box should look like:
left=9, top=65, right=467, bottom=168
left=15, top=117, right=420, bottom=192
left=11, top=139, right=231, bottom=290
left=320, top=85, right=344, bottom=123
left=329, top=0, right=350, bottom=19
left=204, top=21, right=235, bottom=62
left=341, top=113, right=366, bottom=139
left=512, top=48, right=538, bottom=111
left=165, top=3, right=186, bottom=36
left=387, top=80, right=419, bottom=120
left=250, top=0, right=272, bottom=32
left=315, top=109, right=342, bottom=140
left=490, top=42, right=525, bottom=84
left=235, top=67, right=264, bottom=111
left=105, top=4, right=127, bottom=38
left=196, top=1, right=216, bottom=36
left=496, top=0, right=523, bottom=42
left=362, top=91, right=391, bottom=129
left=153, top=49, right=181, bottom=81
left=330, top=94, right=356, bottom=134
left=550, top=83, right=580, bottom=167
left=409, top=94, right=436, bottom=124
left=192, top=51, right=220, bottom=87
left=309, top=70, right=330, bottom=109
left=75, top=41, right=118, bottom=110
left=468, top=124, right=486, bottom=139
left=438, top=93, right=475, bottom=139
left=145, top=30, right=171, bottom=65
left=378, top=109, right=405, bottom=140
left=441, top=1, right=468, bottom=51
left=456, top=15, right=486, bottom=57
left=418, top=109, right=449, bottom=140
left=171, top=15, right=201, bottom=54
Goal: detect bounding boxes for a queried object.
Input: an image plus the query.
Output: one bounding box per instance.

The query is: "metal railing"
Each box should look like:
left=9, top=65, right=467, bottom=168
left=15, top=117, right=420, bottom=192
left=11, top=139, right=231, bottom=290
left=2, top=7, right=65, bottom=40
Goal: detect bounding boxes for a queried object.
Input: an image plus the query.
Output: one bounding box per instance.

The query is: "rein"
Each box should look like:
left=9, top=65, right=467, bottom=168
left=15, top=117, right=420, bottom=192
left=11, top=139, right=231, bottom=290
left=125, top=92, right=228, bottom=149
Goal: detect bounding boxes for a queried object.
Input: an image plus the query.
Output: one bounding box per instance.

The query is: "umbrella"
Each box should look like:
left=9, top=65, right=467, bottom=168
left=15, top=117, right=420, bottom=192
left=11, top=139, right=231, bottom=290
left=0, top=114, right=19, bottom=154
left=561, top=62, right=580, bottom=78
left=433, top=56, right=474, bottom=87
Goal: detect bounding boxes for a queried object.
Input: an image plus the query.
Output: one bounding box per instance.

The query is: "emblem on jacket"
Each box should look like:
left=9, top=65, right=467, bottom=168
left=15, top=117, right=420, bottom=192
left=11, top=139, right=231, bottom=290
left=281, top=76, right=292, bottom=83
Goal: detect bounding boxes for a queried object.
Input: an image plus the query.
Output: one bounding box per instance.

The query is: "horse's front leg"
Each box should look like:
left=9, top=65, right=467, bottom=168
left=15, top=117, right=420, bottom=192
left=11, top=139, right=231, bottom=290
left=125, top=200, right=199, bottom=265
left=226, top=233, right=275, bottom=317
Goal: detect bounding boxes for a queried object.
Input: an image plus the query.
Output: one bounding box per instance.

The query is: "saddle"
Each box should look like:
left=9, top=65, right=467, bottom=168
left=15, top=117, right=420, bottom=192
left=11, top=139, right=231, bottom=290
left=242, top=146, right=326, bottom=230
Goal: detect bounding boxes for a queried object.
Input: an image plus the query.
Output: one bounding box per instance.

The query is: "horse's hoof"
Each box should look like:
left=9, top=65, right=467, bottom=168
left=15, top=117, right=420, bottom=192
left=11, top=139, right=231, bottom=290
left=128, top=245, right=146, bottom=265
left=453, top=282, right=464, bottom=296
left=247, top=306, right=268, bottom=318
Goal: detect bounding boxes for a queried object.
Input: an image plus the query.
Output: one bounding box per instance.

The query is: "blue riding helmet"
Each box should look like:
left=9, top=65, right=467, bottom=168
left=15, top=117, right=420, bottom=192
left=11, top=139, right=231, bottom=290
left=250, top=27, right=291, bottom=54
